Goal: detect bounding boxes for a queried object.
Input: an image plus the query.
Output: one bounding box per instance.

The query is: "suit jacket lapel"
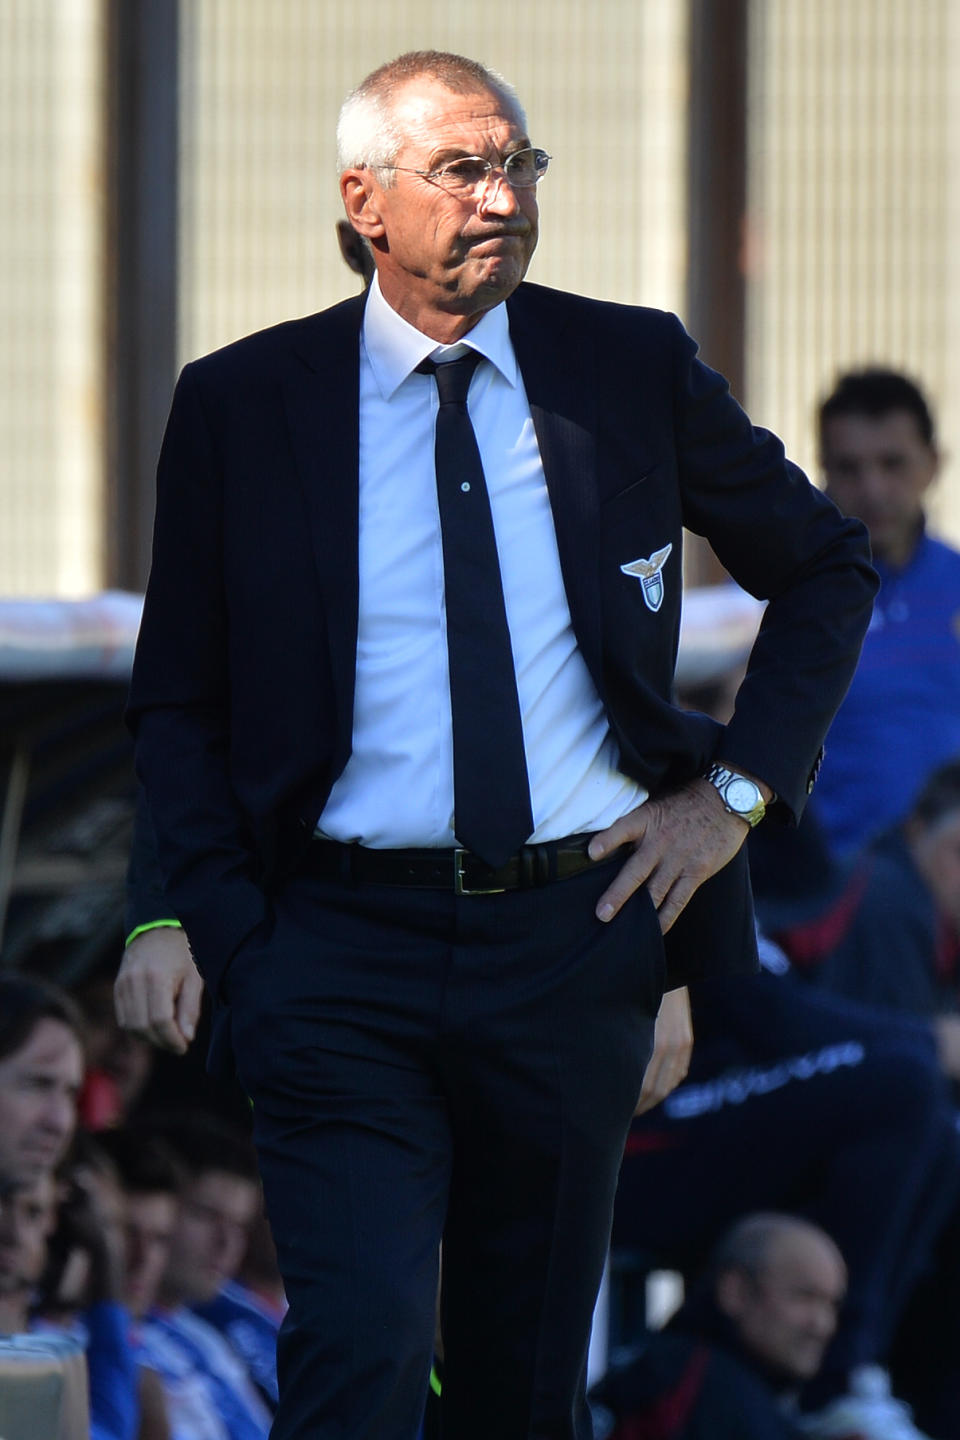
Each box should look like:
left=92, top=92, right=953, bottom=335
left=282, top=293, right=366, bottom=774
left=507, top=288, right=604, bottom=694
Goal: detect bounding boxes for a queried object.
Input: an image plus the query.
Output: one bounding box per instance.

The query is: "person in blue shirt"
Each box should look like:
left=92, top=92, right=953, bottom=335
left=813, top=368, right=960, bottom=858
left=192, top=1206, right=283, bottom=1412
left=133, top=1114, right=271, bottom=1440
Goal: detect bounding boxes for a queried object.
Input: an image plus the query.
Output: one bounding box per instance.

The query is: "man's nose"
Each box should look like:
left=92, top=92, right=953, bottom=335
left=856, top=465, right=890, bottom=501
left=211, top=1217, right=246, bottom=1270
left=476, top=169, right=522, bottom=216
left=40, top=1090, right=75, bottom=1138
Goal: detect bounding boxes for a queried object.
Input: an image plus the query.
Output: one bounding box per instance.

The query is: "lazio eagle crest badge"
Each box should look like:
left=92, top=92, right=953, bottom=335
left=620, top=543, right=673, bottom=613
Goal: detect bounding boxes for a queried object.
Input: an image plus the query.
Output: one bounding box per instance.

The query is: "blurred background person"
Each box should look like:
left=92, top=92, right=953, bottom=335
left=193, top=1206, right=283, bottom=1414
left=74, top=964, right=156, bottom=1131
left=133, top=1112, right=270, bottom=1440
left=34, top=1135, right=139, bottom=1440
left=812, top=370, right=960, bottom=860
left=594, top=1213, right=849, bottom=1440
left=98, top=1127, right=185, bottom=1440
left=97, top=1128, right=182, bottom=1328
left=0, top=1172, right=58, bottom=1333
left=610, top=639, right=959, bottom=1439
left=787, top=757, right=960, bottom=1061
left=765, top=759, right=960, bottom=1436
left=611, top=967, right=955, bottom=1440
left=0, top=976, right=85, bottom=1196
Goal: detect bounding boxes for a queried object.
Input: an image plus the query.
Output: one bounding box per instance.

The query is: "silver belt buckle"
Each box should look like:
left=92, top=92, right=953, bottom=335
left=454, top=849, right=507, bottom=896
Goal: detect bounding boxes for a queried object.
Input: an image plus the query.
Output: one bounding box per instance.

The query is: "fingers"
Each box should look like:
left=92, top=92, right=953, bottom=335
left=114, top=928, right=201, bottom=1055
left=113, top=960, right=152, bottom=1034
left=588, top=808, right=649, bottom=863
left=634, top=987, right=693, bottom=1114
left=175, top=962, right=205, bottom=1045
left=133, top=964, right=189, bottom=1053
left=592, top=844, right=703, bottom=932
left=594, top=849, right=656, bottom=924
left=592, top=781, right=749, bottom=927
left=651, top=873, right=704, bottom=936
left=634, top=1038, right=690, bottom=1113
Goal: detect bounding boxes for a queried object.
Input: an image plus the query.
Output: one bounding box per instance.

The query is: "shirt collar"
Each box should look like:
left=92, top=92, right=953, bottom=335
left=362, top=272, right=518, bottom=399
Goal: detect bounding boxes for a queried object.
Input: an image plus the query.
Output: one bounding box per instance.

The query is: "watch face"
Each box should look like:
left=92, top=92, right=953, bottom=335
left=725, top=777, right=760, bottom=813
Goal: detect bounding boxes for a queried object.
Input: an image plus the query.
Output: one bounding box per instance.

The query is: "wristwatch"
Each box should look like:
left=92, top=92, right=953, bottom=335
left=704, top=763, right=767, bottom=827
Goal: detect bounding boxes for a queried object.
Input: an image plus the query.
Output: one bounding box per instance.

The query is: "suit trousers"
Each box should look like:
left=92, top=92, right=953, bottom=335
left=221, top=846, right=663, bottom=1440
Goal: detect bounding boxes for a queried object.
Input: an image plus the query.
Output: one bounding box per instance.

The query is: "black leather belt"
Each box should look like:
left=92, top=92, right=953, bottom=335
left=307, top=834, right=602, bottom=896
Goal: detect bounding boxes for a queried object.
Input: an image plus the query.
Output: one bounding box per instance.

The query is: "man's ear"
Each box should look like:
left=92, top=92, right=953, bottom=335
left=923, top=445, right=942, bottom=492
left=340, top=170, right=385, bottom=240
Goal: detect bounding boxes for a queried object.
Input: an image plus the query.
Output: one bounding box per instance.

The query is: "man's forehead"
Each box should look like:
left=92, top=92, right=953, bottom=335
left=128, top=1191, right=178, bottom=1226
left=0, top=1019, right=83, bottom=1082
left=390, top=77, right=526, bottom=150
left=189, top=1168, right=258, bottom=1210
left=763, top=1234, right=846, bottom=1293
left=823, top=408, right=929, bottom=451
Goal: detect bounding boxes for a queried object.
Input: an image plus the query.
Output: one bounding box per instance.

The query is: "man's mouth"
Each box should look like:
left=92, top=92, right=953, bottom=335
left=25, top=1139, right=62, bottom=1160
left=467, top=230, right=528, bottom=247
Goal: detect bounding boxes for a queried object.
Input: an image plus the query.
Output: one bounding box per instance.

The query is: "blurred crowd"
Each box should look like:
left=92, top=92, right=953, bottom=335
left=3, top=362, right=960, bottom=1440
left=0, top=968, right=281, bottom=1440
left=599, top=366, right=960, bottom=1440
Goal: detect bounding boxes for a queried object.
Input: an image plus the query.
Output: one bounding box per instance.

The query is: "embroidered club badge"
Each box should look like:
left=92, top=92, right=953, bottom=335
left=620, top=543, right=673, bottom=613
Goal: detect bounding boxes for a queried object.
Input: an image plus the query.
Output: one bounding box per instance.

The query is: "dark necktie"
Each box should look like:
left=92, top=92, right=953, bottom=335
left=419, top=352, right=534, bottom=867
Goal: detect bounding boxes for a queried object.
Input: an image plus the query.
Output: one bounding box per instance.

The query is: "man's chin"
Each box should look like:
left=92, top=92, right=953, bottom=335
left=13, top=1153, right=60, bottom=1182
left=790, top=1347, right=828, bottom=1381
left=458, top=254, right=530, bottom=305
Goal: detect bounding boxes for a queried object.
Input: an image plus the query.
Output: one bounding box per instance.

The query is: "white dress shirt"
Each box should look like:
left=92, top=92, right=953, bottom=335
left=318, top=275, right=647, bottom=848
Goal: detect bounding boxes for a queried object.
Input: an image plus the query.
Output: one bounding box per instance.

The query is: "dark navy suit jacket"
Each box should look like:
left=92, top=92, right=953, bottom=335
left=127, top=283, right=877, bottom=1000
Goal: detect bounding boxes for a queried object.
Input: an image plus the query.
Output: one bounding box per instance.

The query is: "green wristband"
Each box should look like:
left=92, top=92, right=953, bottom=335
left=124, top=919, right=183, bottom=949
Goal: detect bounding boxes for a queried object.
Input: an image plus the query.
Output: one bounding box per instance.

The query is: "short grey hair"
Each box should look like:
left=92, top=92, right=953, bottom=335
left=336, top=49, right=526, bottom=184
left=711, top=1212, right=841, bottom=1284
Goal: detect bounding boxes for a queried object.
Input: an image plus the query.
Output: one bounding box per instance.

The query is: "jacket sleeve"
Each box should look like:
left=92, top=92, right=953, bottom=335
left=124, top=786, right=178, bottom=937
left=126, top=363, right=269, bottom=997
left=669, top=317, right=878, bottom=819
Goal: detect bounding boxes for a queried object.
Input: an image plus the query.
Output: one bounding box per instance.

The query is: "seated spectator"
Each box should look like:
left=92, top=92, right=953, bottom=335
left=74, top=966, right=155, bottom=1130
left=612, top=968, right=956, bottom=1440
left=662, top=639, right=959, bottom=1438
left=97, top=1128, right=185, bottom=1440
left=34, top=1136, right=139, bottom=1440
left=0, top=1172, right=58, bottom=1332
left=96, top=1128, right=182, bottom=1325
left=788, top=759, right=960, bottom=1055
left=594, top=1213, right=851, bottom=1439
left=0, top=1134, right=142, bottom=1440
left=134, top=1112, right=271, bottom=1440
left=193, top=1206, right=283, bottom=1411
left=811, top=368, right=960, bottom=859
left=0, top=976, right=85, bottom=1194
left=764, top=760, right=960, bottom=1436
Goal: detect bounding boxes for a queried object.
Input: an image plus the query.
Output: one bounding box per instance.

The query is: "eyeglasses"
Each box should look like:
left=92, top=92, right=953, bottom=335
left=378, top=147, right=551, bottom=196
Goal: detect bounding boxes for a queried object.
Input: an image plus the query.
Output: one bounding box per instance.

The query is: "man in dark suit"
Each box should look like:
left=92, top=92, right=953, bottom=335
left=116, top=50, right=876, bottom=1440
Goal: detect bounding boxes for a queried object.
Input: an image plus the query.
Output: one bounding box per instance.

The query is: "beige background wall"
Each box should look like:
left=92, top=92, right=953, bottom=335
left=745, top=0, right=960, bottom=517
left=177, top=0, right=688, bottom=363
left=0, top=0, right=105, bottom=596
left=2, top=0, right=960, bottom=594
